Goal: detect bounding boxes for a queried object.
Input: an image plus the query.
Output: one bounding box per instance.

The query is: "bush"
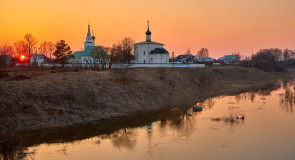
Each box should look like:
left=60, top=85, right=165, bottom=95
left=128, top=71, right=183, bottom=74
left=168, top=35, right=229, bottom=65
left=275, top=63, right=287, bottom=72
left=252, top=49, right=283, bottom=72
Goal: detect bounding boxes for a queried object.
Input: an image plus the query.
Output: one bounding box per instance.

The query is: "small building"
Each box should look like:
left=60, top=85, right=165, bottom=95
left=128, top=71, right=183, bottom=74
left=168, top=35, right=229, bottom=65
left=200, top=57, right=214, bottom=63
left=30, top=54, right=44, bottom=66
left=218, top=55, right=240, bottom=64
left=134, top=21, right=169, bottom=64
left=0, top=55, right=12, bottom=65
left=175, top=54, right=198, bottom=63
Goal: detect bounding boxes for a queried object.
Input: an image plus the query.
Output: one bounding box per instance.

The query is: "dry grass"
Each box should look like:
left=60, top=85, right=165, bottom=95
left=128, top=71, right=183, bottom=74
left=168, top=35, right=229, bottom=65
left=0, top=66, right=290, bottom=134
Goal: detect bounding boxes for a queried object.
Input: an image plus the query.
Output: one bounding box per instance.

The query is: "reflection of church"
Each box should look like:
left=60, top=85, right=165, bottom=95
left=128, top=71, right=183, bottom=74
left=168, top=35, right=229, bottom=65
left=69, top=24, right=104, bottom=64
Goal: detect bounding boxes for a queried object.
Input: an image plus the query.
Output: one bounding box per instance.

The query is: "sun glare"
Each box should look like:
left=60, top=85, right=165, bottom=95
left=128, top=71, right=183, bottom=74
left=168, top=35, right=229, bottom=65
left=20, top=55, right=25, bottom=61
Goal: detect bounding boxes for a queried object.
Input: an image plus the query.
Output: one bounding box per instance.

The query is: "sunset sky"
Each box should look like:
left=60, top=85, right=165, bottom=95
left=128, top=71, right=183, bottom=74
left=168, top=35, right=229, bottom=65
left=1, top=0, right=295, bottom=58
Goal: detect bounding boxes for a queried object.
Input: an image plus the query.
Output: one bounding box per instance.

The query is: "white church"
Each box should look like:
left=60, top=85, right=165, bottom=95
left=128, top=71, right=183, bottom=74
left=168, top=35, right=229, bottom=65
left=69, top=24, right=105, bottom=64
left=134, top=22, right=169, bottom=64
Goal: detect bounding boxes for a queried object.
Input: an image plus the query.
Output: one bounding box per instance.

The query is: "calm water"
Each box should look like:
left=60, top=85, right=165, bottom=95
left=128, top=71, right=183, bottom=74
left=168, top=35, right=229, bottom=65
left=1, top=81, right=295, bottom=160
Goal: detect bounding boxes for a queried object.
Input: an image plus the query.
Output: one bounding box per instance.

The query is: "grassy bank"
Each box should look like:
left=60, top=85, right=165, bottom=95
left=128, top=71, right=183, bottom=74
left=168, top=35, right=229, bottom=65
left=0, top=66, right=292, bottom=134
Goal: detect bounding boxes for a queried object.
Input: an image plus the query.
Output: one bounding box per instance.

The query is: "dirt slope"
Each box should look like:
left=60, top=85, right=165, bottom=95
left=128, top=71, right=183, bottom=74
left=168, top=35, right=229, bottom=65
left=0, top=67, right=288, bottom=133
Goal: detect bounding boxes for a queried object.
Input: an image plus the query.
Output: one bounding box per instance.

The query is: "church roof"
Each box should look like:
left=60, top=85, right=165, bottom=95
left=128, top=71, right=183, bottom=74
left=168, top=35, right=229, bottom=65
left=72, top=46, right=104, bottom=59
left=150, top=48, right=169, bottom=54
left=146, top=28, right=151, bottom=35
left=135, top=41, right=164, bottom=45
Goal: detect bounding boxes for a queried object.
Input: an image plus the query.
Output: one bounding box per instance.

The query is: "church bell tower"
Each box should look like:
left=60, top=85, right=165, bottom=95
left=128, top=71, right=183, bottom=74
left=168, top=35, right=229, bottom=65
left=146, top=21, right=151, bottom=42
left=84, top=24, right=94, bottom=50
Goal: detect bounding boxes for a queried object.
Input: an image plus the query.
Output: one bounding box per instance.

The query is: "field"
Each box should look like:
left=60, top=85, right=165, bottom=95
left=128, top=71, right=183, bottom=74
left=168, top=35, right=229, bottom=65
left=0, top=66, right=293, bottom=134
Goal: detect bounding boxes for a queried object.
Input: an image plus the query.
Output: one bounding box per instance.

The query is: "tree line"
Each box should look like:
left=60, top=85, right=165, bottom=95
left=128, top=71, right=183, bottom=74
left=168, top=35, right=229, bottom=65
left=0, top=33, right=135, bottom=64
left=239, top=48, right=295, bottom=72
left=0, top=33, right=136, bottom=78
left=1, top=32, right=295, bottom=78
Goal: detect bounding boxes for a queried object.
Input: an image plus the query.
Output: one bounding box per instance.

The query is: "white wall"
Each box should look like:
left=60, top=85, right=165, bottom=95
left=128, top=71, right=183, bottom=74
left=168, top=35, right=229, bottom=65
left=30, top=56, right=44, bottom=66
left=112, top=63, right=206, bottom=68
left=150, top=54, right=169, bottom=63
left=134, top=43, right=163, bottom=63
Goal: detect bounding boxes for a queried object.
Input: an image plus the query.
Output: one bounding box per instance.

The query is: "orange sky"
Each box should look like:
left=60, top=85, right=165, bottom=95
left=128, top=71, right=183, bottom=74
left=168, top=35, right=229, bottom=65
left=1, top=0, right=295, bottom=58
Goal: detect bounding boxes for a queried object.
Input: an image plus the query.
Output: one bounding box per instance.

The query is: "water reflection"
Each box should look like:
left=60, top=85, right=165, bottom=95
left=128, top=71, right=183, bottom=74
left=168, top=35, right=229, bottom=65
left=235, top=83, right=281, bottom=103
left=99, top=128, right=138, bottom=150
left=211, top=106, right=245, bottom=132
left=0, top=107, right=198, bottom=159
left=57, top=146, right=68, bottom=155
left=197, top=98, right=215, bottom=110
left=235, top=92, right=256, bottom=103
left=0, top=134, right=36, bottom=160
left=280, top=88, right=295, bottom=113
left=159, top=110, right=196, bottom=137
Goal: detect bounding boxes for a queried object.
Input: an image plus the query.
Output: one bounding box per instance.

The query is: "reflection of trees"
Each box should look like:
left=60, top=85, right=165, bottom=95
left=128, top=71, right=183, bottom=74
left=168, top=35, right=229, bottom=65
left=99, top=128, right=137, bottom=150
left=159, top=109, right=195, bottom=137
left=0, top=148, right=35, bottom=160
left=0, top=106, right=197, bottom=156
left=280, top=88, right=295, bottom=113
left=196, top=98, right=215, bottom=110
left=146, top=123, right=153, bottom=143
left=282, top=80, right=295, bottom=90
left=0, top=134, right=36, bottom=160
left=234, top=83, right=281, bottom=103
left=249, top=92, right=256, bottom=102
left=234, top=92, right=256, bottom=103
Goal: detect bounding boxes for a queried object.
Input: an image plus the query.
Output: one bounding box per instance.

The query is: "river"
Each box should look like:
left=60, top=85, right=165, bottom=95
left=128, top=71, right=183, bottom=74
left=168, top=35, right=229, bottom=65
left=1, top=81, right=295, bottom=160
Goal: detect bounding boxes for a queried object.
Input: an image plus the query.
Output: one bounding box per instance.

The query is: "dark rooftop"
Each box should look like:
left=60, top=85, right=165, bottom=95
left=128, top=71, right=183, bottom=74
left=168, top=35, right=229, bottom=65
left=150, top=48, right=169, bottom=54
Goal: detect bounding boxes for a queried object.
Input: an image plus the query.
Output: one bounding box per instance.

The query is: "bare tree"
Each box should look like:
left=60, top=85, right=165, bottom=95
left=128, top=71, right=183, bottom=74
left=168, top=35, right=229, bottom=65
left=197, top=48, right=209, bottom=60
left=38, top=41, right=55, bottom=58
left=251, top=48, right=283, bottom=71
left=185, top=49, right=191, bottom=55
left=114, top=63, right=131, bottom=85
left=172, top=51, right=175, bottom=68
left=91, top=47, right=108, bottom=71
left=109, top=43, right=124, bottom=69
left=14, top=40, right=28, bottom=57
left=0, top=44, right=14, bottom=78
left=111, top=47, right=131, bottom=84
left=110, top=38, right=135, bottom=83
left=283, top=49, right=295, bottom=64
left=120, top=37, right=134, bottom=63
left=24, top=33, right=37, bottom=58
left=109, top=44, right=118, bottom=69
left=231, top=52, right=241, bottom=65
left=48, top=41, right=55, bottom=59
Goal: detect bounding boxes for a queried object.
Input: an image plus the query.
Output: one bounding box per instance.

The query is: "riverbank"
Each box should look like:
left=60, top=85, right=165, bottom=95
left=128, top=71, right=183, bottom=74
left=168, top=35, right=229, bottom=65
left=0, top=66, right=293, bottom=134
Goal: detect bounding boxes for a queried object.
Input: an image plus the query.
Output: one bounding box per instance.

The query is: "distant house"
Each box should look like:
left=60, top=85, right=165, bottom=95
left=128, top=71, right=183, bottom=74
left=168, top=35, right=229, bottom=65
left=0, top=55, right=12, bottom=65
left=175, top=54, right=198, bottom=63
left=200, top=57, right=214, bottom=63
left=218, top=55, right=240, bottom=64
left=30, top=54, right=44, bottom=66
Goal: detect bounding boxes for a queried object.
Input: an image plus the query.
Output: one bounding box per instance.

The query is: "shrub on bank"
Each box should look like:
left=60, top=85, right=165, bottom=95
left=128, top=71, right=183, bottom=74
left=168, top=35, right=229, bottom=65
left=252, top=49, right=286, bottom=72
